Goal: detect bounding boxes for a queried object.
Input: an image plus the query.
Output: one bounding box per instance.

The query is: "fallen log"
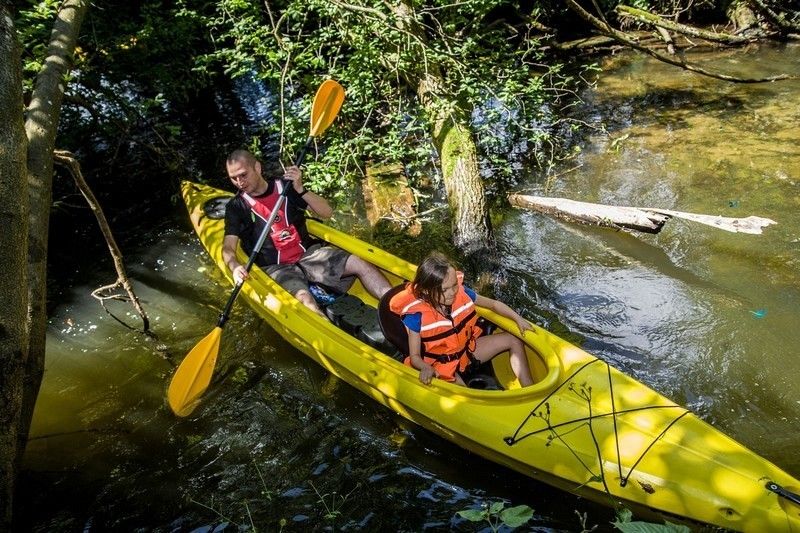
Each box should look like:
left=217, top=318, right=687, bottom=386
left=507, top=194, right=777, bottom=235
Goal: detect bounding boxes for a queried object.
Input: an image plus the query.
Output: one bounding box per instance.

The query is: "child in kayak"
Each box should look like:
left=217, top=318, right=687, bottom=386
left=389, top=252, right=534, bottom=387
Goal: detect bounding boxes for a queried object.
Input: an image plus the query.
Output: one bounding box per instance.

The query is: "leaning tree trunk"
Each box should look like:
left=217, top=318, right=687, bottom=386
left=392, top=1, right=491, bottom=254
left=419, top=73, right=490, bottom=254
left=18, top=0, right=89, bottom=502
left=0, top=5, right=31, bottom=526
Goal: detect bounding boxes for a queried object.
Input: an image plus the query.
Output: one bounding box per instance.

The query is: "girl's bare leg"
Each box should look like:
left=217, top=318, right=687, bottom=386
left=473, top=333, right=533, bottom=387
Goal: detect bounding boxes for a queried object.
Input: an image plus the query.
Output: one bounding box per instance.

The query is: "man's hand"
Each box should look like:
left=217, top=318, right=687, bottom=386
left=232, top=264, right=249, bottom=284
left=283, top=165, right=303, bottom=193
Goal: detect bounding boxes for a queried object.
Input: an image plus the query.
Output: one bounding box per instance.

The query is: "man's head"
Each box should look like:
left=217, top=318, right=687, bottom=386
left=226, top=149, right=265, bottom=195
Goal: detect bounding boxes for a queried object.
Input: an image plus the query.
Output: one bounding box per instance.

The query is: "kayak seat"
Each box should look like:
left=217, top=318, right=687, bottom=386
left=377, top=285, right=409, bottom=361
left=324, top=293, right=399, bottom=357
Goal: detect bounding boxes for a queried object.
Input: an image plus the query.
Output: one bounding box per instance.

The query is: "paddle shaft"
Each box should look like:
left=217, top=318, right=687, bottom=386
left=216, top=135, right=314, bottom=328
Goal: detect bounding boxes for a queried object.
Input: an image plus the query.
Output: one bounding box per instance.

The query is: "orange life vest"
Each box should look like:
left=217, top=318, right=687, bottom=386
left=242, top=180, right=305, bottom=264
left=389, top=273, right=482, bottom=381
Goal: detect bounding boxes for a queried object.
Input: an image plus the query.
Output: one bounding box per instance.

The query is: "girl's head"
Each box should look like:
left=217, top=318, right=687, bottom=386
left=412, top=252, right=459, bottom=307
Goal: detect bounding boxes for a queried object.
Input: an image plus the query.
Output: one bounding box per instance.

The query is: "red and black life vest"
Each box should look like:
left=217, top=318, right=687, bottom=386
left=242, top=180, right=305, bottom=264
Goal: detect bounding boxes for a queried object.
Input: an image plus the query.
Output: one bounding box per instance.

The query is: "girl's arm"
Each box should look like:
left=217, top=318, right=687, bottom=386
left=474, top=294, right=533, bottom=335
left=406, top=328, right=437, bottom=385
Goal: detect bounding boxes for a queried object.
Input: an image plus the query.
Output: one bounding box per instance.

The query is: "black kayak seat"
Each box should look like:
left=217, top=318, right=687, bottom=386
left=378, top=284, right=410, bottom=358
left=324, top=292, right=400, bottom=357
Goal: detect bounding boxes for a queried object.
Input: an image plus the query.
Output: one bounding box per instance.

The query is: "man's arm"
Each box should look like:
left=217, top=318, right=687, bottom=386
left=301, top=190, right=334, bottom=219
left=222, top=234, right=249, bottom=283
left=283, top=165, right=333, bottom=219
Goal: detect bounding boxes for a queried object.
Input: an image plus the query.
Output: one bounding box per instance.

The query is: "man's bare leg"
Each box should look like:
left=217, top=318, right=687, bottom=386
left=295, top=289, right=328, bottom=318
left=343, top=255, right=392, bottom=299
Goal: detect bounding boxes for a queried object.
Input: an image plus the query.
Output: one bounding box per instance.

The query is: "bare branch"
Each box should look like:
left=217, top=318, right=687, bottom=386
left=616, top=5, right=752, bottom=45
left=565, top=0, right=793, bottom=83
left=53, top=150, right=151, bottom=334
left=748, top=0, right=800, bottom=32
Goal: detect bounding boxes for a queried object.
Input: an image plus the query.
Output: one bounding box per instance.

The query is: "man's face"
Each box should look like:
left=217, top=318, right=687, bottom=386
left=226, top=159, right=262, bottom=194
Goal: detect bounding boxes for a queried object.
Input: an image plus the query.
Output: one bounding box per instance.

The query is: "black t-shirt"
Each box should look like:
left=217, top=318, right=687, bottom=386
left=224, top=180, right=318, bottom=266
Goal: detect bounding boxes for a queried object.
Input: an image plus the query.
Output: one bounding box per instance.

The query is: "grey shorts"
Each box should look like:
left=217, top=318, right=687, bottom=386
left=265, top=244, right=355, bottom=296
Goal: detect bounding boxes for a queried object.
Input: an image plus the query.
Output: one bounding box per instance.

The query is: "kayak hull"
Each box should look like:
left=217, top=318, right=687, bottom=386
left=182, top=181, right=800, bottom=531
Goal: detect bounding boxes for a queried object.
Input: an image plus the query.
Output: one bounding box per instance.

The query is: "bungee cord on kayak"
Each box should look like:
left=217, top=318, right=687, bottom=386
left=503, top=357, right=692, bottom=488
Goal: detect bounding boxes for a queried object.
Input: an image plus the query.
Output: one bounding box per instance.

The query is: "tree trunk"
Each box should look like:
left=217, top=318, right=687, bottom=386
left=726, top=1, right=760, bottom=34
left=16, top=0, right=89, bottom=516
left=0, top=5, right=30, bottom=527
left=420, top=73, right=491, bottom=254
left=392, top=1, right=491, bottom=254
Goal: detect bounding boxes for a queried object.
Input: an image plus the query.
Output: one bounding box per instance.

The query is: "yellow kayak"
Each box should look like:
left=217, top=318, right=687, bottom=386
left=182, top=180, right=800, bottom=531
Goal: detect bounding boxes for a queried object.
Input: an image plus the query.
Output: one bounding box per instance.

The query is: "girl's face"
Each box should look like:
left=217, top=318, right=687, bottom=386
left=439, top=267, right=458, bottom=306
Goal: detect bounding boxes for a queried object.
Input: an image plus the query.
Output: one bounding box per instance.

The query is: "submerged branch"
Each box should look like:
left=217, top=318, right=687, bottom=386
left=565, top=0, right=793, bottom=83
left=53, top=150, right=151, bottom=334
left=616, top=5, right=752, bottom=45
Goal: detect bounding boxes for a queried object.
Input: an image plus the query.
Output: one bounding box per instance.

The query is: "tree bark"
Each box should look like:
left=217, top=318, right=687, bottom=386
left=0, top=5, right=30, bottom=526
left=17, top=0, right=89, bottom=513
left=391, top=1, right=491, bottom=254
left=727, top=1, right=760, bottom=34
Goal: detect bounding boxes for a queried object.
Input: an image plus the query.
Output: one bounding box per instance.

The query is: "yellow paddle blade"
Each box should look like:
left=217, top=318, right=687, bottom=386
left=309, top=79, right=345, bottom=137
left=168, top=327, right=222, bottom=417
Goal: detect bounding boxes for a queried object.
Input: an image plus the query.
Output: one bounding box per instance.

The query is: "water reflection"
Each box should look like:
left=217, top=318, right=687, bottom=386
left=507, top=43, right=800, bottom=474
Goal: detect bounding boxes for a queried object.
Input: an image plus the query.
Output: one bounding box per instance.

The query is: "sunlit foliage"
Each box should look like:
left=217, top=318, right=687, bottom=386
left=193, top=0, right=590, bottom=197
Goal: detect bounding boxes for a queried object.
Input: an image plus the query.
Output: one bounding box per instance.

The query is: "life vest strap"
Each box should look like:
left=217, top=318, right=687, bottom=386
left=420, top=309, right=477, bottom=342
left=423, top=346, right=468, bottom=363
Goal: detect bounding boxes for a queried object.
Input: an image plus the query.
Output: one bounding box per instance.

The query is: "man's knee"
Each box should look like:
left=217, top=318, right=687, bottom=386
left=344, top=254, right=366, bottom=273
left=295, top=289, right=316, bottom=305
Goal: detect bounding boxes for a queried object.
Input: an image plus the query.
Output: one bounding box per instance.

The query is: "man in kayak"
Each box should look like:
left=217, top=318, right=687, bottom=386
left=390, top=252, right=534, bottom=387
left=222, top=149, right=391, bottom=316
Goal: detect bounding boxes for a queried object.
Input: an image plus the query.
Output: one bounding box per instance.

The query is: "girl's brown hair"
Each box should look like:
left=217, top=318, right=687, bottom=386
left=411, top=252, right=454, bottom=307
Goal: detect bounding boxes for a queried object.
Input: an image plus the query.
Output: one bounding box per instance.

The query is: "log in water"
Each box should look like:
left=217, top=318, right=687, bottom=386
left=508, top=194, right=777, bottom=235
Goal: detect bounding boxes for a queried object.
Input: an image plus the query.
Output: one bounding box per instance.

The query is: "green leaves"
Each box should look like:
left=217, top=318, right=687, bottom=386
left=184, top=0, right=583, bottom=197
left=456, top=508, right=486, bottom=522
left=457, top=501, right=534, bottom=531
left=499, top=504, right=535, bottom=528
left=613, top=521, right=691, bottom=533
left=613, top=508, right=691, bottom=533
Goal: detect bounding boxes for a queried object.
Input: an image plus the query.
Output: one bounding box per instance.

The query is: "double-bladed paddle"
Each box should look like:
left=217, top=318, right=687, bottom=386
left=168, top=79, right=345, bottom=417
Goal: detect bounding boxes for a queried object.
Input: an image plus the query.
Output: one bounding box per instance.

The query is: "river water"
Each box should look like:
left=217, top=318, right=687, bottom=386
left=17, top=44, right=800, bottom=531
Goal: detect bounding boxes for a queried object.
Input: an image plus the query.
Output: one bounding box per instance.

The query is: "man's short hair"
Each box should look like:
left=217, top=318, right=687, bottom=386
left=227, top=149, right=257, bottom=167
